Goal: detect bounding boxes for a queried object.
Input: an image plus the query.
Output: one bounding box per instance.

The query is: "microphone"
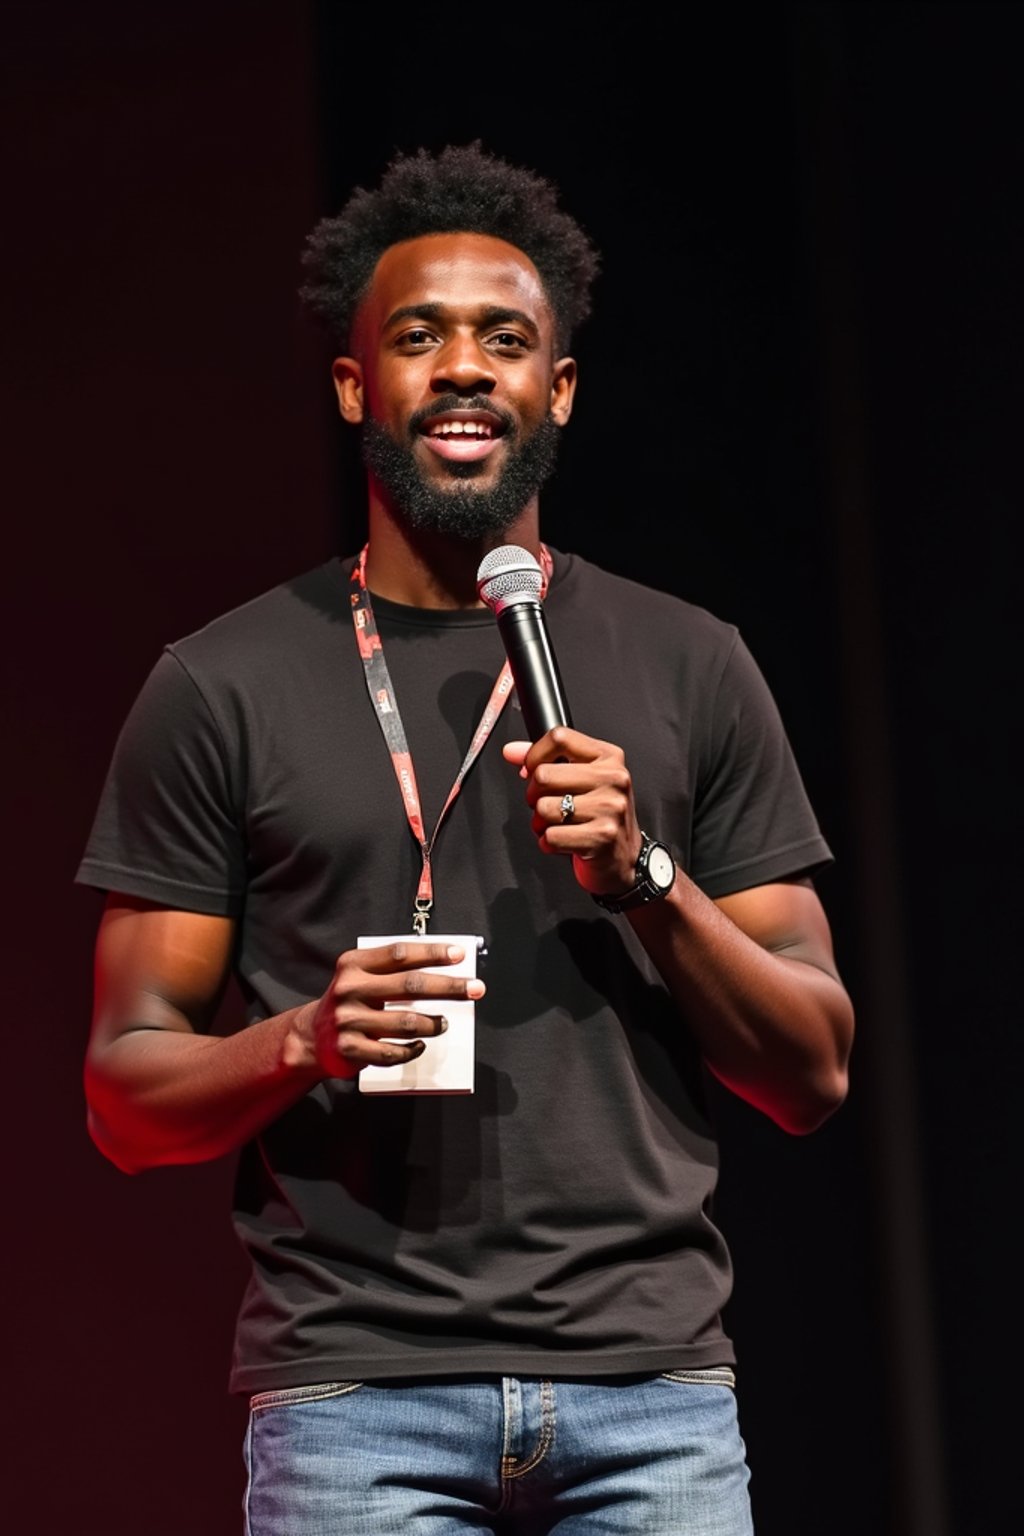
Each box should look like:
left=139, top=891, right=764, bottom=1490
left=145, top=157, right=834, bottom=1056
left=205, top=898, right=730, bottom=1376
left=476, top=545, right=574, bottom=740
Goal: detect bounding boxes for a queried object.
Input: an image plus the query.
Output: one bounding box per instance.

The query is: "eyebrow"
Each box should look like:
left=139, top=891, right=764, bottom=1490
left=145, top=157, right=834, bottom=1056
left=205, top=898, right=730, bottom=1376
left=383, top=303, right=542, bottom=338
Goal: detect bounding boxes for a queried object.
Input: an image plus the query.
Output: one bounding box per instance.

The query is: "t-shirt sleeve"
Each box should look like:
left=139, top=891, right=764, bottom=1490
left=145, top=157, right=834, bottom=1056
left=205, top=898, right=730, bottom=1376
left=690, top=632, right=832, bottom=898
left=76, top=648, right=246, bottom=915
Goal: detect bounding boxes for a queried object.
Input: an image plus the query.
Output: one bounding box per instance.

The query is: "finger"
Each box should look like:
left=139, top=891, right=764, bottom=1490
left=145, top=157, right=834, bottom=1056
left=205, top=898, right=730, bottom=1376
left=351, top=1009, right=450, bottom=1041
left=522, top=727, right=624, bottom=771
left=360, top=970, right=485, bottom=1004
left=533, top=792, right=595, bottom=827
left=332, top=1032, right=430, bottom=1073
left=502, top=740, right=531, bottom=773
left=524, top=766, right=603, bottom=809
left=351, top=940, right=466, bottom=974
left=526, top=763, right=632, bottom=812
left=534, top=817, right=618, bottom=854
left=539, top=822, right=612, bottom=853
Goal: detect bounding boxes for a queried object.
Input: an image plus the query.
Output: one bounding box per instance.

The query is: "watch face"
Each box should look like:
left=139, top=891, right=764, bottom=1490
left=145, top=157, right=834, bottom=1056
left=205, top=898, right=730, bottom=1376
left=647, top=843, right=675, bottom=891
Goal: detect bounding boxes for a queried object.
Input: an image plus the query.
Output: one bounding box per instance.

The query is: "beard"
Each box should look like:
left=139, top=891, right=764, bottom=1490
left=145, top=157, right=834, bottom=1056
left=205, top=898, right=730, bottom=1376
left=360, top=399, right=562, bottom=541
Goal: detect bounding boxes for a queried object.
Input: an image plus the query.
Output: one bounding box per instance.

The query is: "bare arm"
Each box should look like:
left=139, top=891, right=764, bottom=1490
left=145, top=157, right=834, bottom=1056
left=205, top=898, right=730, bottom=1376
left=628, top=875, right=852, bottom=1133
left=504, top=729, right=854, bottom=1135
left=85, top=896, right=479, bottom=1173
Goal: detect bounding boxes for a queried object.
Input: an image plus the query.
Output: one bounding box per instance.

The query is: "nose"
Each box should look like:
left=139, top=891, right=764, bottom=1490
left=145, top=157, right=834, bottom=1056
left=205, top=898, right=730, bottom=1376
left=430, top=333, right=497, bottom=395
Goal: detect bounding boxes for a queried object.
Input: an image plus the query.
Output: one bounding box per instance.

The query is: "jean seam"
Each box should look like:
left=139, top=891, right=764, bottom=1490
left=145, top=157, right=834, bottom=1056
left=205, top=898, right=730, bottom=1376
left=660, top=1367, right=737, bottom=1391
left=250, top=1381, right=365, bottom=1412
left=502, top=1378, right=556, bottom=1481
left=243, top=1408, right=254, bottom=1535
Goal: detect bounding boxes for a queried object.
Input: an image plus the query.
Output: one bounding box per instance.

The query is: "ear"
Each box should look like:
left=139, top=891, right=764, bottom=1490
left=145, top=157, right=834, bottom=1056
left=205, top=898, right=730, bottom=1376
left=550, top=357, right=577, bottom=427
left=331, top=357, right=364, bottom=423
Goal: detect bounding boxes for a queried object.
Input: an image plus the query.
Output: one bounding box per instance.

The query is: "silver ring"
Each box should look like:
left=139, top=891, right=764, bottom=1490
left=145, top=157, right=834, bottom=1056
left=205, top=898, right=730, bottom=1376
left=560, top=792, right=575, bottom=823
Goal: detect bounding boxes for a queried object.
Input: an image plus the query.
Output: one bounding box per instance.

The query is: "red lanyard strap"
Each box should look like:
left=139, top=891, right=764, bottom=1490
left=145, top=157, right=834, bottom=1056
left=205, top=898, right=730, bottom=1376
left=349, top=544, right=553, bottom=934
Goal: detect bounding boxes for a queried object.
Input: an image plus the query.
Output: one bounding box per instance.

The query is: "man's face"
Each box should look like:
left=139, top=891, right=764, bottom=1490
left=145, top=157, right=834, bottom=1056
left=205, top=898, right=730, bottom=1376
left=333, top=232, right=576, bottom=539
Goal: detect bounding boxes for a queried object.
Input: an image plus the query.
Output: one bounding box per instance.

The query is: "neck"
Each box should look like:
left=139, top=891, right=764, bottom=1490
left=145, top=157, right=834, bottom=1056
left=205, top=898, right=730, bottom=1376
left=364, top=502, right=541, bottom=609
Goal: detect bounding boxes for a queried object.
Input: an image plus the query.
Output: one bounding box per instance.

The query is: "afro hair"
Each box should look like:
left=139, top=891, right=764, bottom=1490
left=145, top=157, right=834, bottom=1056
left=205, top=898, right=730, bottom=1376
left=299, top=143, right=599, bottom=355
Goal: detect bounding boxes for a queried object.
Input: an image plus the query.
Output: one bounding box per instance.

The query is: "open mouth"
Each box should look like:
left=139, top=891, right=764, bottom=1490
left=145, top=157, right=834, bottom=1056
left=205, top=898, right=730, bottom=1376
left=418, top=409, right=507, bottom=462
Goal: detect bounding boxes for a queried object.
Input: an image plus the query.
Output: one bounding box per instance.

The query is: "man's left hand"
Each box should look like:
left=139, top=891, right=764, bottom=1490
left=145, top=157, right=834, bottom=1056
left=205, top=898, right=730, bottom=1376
left=502, top=728, right=644, bottom=899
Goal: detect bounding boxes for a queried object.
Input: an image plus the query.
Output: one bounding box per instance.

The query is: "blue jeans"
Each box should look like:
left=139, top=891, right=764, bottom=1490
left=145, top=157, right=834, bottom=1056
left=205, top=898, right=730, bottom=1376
left=244, top=1371, right=754, bottom=1534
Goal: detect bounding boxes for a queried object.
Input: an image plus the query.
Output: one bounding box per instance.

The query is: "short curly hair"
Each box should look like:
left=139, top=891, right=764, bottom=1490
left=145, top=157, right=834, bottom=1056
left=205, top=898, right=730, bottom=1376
left=299, top=143, right=600, bottom=355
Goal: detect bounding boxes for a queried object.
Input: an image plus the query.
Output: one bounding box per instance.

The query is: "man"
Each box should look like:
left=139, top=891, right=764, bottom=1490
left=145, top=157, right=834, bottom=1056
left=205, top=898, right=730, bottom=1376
left=80, top=144, right=853, bottom=1534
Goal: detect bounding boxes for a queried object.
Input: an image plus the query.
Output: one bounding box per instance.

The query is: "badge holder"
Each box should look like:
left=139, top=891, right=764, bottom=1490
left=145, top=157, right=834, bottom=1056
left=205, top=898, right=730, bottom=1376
left=356, top=934, right=484, bottom=1095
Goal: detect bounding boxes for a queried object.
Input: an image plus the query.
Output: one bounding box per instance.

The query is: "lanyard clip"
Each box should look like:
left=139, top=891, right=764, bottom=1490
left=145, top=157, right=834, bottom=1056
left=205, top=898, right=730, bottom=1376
left=412, top=899, right=432, bottom=937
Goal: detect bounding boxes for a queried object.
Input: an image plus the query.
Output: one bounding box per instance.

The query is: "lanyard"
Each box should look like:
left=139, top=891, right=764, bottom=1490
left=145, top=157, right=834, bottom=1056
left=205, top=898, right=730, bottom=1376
left=349, top=543, right=554, bottom=934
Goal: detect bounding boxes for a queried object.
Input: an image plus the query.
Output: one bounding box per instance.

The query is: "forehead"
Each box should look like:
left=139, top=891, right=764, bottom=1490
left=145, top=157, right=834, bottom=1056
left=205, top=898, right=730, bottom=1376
left=357, top=232, right=553, bottom=339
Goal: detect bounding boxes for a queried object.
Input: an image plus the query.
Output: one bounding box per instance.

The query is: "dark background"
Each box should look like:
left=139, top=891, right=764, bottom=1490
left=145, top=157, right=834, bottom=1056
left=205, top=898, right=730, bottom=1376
left=4, top=3, right=1020, bottom=1532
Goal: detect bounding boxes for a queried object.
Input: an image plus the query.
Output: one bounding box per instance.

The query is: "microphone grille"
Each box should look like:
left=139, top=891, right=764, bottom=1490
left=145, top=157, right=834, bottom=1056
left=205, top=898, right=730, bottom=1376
left=476, top=545, right=543, bottom=611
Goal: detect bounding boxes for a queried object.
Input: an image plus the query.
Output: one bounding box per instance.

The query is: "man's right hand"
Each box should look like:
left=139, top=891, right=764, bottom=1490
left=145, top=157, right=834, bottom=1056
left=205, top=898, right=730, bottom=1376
left=86, top=903, right=486, bottom=1172
left=289, top=941, right=485, bottom=1078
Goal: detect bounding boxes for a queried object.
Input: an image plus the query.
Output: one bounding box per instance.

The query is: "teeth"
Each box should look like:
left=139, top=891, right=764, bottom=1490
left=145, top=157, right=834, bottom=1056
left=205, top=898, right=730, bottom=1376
left=429, top=421, right=492, bottom=438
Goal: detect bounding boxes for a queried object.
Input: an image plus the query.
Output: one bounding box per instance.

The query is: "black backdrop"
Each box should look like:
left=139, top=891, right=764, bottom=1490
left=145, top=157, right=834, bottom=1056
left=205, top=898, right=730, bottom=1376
left=4, top=4, right=1020, bottom=1533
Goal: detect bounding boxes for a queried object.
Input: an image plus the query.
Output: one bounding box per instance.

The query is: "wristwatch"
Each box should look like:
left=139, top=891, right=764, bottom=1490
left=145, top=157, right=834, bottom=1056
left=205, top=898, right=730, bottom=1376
left=592, top=832, right=677, bottom=913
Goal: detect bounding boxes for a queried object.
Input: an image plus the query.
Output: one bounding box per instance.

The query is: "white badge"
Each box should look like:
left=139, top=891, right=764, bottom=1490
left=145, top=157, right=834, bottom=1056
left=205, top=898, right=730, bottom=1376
left=356, top=933, right=483, bottom=1095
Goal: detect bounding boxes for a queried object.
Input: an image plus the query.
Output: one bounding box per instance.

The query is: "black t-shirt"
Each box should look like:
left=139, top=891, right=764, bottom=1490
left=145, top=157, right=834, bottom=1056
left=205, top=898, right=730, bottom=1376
left=79, top=550, right=832, bottom=1393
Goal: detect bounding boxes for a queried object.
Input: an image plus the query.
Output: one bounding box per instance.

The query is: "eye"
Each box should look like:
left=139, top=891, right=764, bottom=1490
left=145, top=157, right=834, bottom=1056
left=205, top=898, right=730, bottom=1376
left=395, top=327, right=438, bottom=351
left=487, top=331, right=530, bottom=354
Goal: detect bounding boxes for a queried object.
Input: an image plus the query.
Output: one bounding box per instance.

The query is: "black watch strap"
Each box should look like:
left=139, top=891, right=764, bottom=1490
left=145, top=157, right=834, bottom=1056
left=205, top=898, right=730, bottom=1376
left=592, top=833, right=676, bottom=913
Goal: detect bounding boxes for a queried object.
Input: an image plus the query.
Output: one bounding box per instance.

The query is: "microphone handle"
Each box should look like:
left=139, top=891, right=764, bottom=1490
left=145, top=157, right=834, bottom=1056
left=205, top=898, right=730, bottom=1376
left=496, top=601, right=574, bottom=740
